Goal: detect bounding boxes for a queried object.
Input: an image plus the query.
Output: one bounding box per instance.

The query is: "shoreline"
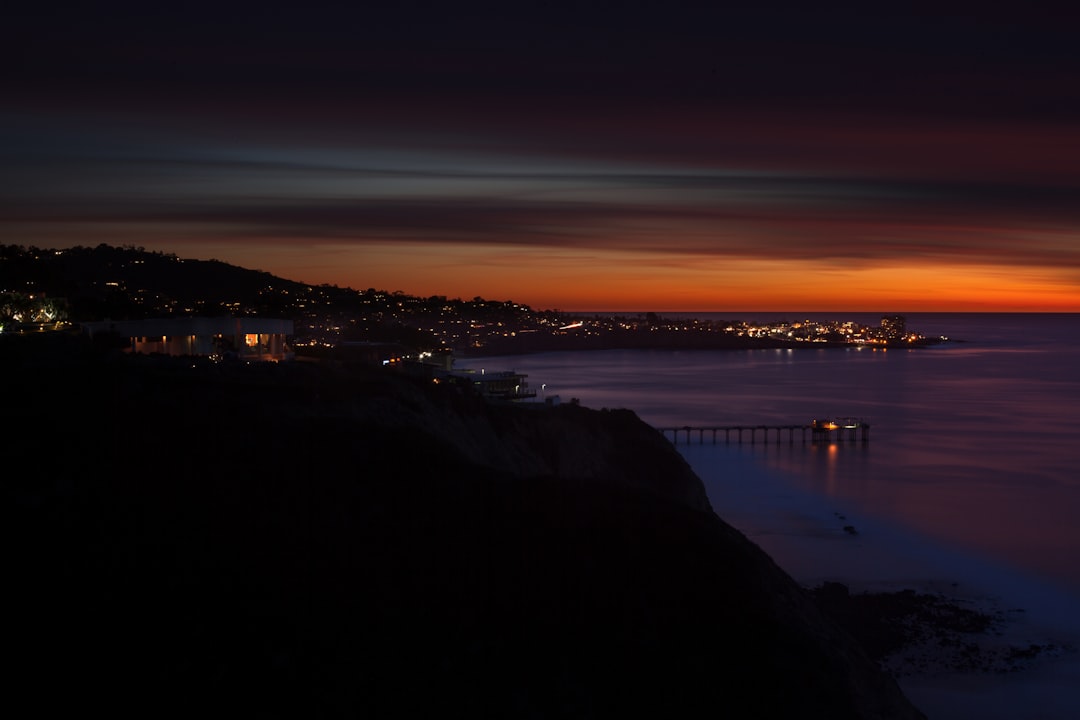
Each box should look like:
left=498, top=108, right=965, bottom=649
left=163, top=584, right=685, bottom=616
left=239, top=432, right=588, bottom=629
left=456, top=335, right=949, bottom=358
left=678, top=443, right=1080, bottom=720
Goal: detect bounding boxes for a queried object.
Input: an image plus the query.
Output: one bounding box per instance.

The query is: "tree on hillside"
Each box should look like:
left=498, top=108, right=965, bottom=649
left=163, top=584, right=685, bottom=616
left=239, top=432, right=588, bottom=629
left=1, top=293, right=35, bottom=323
left=0, top=293, right=69, bottom=326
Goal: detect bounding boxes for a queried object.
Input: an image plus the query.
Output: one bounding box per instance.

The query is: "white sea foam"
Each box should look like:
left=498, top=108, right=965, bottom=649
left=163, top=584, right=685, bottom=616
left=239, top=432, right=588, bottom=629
left=680, top=443, right=1080, bottom=720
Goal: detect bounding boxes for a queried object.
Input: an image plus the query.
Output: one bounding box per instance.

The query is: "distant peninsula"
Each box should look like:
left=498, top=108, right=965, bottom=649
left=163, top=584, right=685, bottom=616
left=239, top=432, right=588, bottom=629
left=460, top=313, right=947, bottom=357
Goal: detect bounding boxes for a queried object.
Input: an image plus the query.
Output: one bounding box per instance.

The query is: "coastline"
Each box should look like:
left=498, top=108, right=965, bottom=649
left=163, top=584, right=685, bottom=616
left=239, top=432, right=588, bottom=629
left=678, top=443, right=1080, bottom=719
left=458, top=332, right=948, bottom=358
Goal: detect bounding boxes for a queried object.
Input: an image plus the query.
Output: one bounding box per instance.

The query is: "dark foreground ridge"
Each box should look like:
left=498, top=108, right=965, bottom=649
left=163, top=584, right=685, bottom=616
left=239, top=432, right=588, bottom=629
left=6, top=333, right=925, bottom=719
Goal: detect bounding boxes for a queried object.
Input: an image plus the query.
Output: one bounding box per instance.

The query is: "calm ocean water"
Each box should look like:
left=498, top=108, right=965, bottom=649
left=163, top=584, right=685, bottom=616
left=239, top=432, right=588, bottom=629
left=456, top=313, right=1080, bottom=598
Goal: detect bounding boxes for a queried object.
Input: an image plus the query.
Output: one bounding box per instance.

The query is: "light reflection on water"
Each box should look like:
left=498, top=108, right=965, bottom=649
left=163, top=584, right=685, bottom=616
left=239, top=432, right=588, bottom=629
left=455, top=314, right=1080, bottom=596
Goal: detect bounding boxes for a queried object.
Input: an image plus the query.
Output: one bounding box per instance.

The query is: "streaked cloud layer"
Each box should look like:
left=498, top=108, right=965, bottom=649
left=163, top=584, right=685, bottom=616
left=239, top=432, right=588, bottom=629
left=4, top=3, right=1079, bottom=310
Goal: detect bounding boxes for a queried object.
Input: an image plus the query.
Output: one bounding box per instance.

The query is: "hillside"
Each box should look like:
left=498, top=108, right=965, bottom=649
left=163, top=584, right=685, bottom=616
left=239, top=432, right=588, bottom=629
left=0, top=243, right=552, bottom=349
left=5, top=332, right=925, bottom=718
left=0, top=243, right=344, bottom=319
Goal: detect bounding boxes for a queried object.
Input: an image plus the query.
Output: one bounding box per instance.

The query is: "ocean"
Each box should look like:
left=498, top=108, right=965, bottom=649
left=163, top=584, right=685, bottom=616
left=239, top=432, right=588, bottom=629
left=455, top=313, right=1080, bottom=599
left=459, top=312, right=1080, bottom=717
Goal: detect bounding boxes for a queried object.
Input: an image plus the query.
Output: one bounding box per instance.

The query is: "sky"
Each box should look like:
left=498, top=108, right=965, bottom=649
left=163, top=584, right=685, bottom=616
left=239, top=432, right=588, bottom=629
left=4, top=2, right=1080, bottom=312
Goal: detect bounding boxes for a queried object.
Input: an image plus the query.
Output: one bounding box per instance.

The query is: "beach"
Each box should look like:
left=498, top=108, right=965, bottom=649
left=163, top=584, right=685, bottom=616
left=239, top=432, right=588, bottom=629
left=679, top=443, right=1080, bottom=720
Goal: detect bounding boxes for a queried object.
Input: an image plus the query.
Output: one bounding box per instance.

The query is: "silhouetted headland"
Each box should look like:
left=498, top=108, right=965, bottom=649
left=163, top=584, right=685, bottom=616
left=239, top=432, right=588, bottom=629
left=5, top=331, right=927, bottom=719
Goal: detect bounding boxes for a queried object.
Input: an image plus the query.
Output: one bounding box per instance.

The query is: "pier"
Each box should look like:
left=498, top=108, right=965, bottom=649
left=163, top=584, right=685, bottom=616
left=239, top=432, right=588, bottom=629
left=656, top=419, right=870, bottom=445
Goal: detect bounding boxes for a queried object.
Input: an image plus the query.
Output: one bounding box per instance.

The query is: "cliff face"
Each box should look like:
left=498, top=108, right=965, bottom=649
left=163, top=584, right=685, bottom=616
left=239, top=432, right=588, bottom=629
left=6, top=335, right=924, bottom=719
left=319, top=368, right=713, bottom=513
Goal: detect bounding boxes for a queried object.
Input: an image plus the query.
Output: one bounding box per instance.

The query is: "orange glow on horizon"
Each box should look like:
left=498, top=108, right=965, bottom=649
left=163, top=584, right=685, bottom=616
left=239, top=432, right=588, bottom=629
left=79, top=238, right=1080, bottom=314
left=270, top=243, right=1080, bottom=313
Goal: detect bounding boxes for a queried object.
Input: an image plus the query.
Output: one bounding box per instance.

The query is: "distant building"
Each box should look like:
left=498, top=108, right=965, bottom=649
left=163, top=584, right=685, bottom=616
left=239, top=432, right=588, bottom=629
left=443, top=368, right=536, bottom=402
left=880, top=315, right=906, bottom=340
left=81, top=317, right=293, bottom=361
left=333, top=340, right=410, bottom=366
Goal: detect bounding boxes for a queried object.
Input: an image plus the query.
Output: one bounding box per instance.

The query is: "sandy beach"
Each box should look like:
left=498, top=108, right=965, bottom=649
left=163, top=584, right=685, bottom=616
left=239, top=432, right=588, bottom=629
left=680, top=444, right=1080, bottom=720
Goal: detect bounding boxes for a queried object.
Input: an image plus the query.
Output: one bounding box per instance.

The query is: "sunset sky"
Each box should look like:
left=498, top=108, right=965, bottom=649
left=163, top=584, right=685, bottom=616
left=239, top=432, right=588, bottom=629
left=4, top=3, right=1080, bottom=311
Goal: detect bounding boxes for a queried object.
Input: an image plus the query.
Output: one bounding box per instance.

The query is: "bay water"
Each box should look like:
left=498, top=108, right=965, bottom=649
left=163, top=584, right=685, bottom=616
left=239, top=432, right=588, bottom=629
left=459, top=312, right=1080, bottom=717
left=455, top=313, right=1080, bottom=598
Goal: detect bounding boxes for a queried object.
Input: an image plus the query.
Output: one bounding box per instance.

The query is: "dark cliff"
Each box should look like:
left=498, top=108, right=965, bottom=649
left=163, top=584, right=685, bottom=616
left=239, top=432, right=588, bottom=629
left=5, top=333, right=924, bottom=719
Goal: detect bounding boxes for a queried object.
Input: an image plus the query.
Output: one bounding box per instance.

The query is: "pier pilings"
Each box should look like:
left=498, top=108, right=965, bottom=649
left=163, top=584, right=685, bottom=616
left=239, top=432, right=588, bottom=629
left=657, top=422, right=869, bottom=445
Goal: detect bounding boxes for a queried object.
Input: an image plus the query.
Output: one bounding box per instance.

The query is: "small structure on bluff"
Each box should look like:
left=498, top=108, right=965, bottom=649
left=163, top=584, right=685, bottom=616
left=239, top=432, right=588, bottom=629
left=441, top=368, right=537, bottom=402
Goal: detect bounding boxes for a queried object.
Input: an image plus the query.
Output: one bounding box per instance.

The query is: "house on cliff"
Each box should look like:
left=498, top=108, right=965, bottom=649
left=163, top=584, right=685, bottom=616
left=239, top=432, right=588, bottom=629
left=80, top=316, right=294, bottom=361
left=440, top=367, right=537, bottom=402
